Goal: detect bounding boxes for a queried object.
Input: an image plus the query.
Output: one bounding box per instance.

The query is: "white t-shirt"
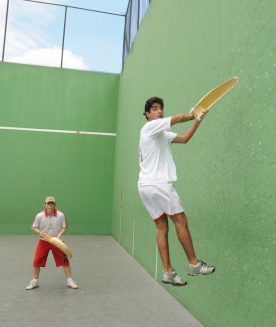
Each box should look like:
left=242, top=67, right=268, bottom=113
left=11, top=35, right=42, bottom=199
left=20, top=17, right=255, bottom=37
left=138, top=117, right=177, bottom=186
left=32, top=209, right=67, bottom=237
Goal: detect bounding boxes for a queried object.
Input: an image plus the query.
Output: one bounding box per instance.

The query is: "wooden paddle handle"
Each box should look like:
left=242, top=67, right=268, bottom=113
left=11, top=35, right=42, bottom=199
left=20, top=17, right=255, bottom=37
left=40, top=231, right=52, bottom=242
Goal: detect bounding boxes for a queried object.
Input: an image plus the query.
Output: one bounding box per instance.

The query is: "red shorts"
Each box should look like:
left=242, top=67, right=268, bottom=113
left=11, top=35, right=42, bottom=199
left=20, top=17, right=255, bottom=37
left=33, top=239, right=70, bottom=267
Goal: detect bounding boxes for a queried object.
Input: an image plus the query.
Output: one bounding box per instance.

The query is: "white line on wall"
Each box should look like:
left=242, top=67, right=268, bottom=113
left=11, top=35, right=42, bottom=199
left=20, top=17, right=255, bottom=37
left=155, top=244, right=158, bottom=280
left=119, top=209, right=122, bottom=244
left=132, top=219, right=136, bottom=256
left=119, top=191, right=123, bottom=244
left=0, top=126, right=116, bottom=136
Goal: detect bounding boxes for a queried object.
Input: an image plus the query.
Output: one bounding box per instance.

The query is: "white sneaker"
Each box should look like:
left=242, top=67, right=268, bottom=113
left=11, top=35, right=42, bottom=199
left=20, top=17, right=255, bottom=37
left=25, top=279, right=39, bottom=290
left=162, top=271, right=187, bottom=286
left=66, top=279, right=78, bottom=289
left=188, top=260, right=215, bottom=276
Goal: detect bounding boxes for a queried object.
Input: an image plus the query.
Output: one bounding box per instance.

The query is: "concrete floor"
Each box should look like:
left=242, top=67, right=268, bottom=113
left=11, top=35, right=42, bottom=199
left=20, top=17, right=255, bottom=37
left=0, top=235, right=204, bottom=327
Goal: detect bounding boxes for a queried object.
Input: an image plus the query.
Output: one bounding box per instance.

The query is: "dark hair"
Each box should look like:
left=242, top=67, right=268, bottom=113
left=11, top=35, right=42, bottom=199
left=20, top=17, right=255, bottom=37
left=144, top=97, right=164, bottom=114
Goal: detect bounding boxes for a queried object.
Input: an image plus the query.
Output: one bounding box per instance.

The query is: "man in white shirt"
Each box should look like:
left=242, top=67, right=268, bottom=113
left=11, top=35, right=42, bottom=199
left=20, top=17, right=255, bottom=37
left=138, top=97, right=215, bottom=286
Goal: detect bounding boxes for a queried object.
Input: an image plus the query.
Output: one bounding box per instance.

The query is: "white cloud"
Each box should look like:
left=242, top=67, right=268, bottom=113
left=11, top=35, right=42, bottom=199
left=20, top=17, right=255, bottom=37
left=8, top=46, right=89, bottom=70
left=6, top=27, right=39, bottom=54
left=1, top=0, right=89, bottom=70
left=8, top=0, right=57, bottom=25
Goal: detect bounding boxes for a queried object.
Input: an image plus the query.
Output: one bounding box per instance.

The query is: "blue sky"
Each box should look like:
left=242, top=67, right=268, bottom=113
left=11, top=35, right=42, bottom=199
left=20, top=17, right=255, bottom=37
left=0, top=0, right=130, bottom=73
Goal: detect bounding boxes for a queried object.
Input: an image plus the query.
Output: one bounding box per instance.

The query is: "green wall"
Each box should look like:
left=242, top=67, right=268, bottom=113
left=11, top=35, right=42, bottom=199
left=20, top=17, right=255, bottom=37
left=113, top=1, right=275, bottom=327
left=0, top=62, right=119, bottom=234
left=0, top=1, right=275, bottom=326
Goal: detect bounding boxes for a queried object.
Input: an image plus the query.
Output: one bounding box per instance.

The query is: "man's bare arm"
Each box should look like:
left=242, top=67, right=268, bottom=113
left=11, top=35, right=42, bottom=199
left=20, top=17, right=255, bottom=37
left=170, top=113, right=194, bottom=126
left=32, top=226, right=42, bottom=236
left=171, top=112, right=206, bottom=144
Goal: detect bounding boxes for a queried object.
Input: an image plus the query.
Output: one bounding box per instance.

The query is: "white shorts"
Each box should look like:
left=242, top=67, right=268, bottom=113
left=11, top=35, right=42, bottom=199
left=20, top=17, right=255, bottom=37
left=138, top=183, right=184, bottom=220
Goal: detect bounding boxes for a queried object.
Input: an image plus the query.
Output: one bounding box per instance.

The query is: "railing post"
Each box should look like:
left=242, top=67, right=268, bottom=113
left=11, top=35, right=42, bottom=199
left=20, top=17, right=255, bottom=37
left=61, top=5, right=68, bottom=68
left=137, top=0, right=140, bottom=31
left=2, top=0, right=10, bottom=62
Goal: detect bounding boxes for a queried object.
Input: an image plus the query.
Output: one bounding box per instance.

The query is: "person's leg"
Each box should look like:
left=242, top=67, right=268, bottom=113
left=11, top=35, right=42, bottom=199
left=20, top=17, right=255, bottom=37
left=32, top=266, right=41, bottom=279
left=63, top=265, right=72, bottom=278
left=52, top=247, right=78, bottom=289
left=154, top=215, right=173, bottom=272
left=170, top=212, right=198, bottom=265
left=155, top=215, right=187, bottom=286
left=63, top=265, right=78, bottom=288
left=33, top=239, right=50, bottom=269
left=26, top=240, right=49, bottom=289
left=61, top=263, right=78, bottom=289
left=171, top=212, right=215, bottom=275
left=26, top=266, right=41, bottom=289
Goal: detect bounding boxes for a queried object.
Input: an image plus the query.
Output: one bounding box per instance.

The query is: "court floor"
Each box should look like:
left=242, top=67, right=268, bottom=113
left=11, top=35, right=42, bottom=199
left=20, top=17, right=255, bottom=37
left=0, top=235, right=204, bottom=327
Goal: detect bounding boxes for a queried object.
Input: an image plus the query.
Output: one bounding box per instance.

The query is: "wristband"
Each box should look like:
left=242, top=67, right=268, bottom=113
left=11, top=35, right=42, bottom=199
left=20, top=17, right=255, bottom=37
left=189, top=107, right=201, bottom=121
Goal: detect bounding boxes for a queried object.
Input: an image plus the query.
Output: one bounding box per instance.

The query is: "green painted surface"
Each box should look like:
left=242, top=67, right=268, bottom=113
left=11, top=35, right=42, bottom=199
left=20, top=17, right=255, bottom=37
left=113, top=1, right=275, bottom=327
left=0, top=62, right=119, bottom=234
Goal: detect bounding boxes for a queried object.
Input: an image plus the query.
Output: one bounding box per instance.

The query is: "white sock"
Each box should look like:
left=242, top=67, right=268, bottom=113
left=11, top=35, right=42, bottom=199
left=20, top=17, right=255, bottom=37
left=190, top=262, right=201, bottom=267
left=67, top=277, right=73, bottom=282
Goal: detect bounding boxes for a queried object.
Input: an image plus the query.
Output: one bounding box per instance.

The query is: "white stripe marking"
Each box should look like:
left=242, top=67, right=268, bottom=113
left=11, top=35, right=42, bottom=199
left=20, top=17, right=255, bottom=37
left=119, top=191, right=123, bottom=244
left=119, top=209, right=122, bottom=244
left=132, top=219, right=135, bottom=256
left=0, top=126, right=116, bottom=136
left=155, top=244, right=158, bottom=280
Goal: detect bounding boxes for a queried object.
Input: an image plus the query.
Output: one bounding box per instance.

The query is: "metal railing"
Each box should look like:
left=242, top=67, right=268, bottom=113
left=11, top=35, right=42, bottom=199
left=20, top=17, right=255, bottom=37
left=123, top=0, right=151, bottom=65
left=1, top=0, right=151, bottom=72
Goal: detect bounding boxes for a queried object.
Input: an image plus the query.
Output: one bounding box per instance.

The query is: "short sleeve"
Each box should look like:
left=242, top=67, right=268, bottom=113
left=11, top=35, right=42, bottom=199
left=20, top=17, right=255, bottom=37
left=62, top=214, right=68, bottom=229
left=143, top=117, right=171, bottom=137
left=32, top=214, right=40, bottom=228
left=164, top=131, right=177, bottom=143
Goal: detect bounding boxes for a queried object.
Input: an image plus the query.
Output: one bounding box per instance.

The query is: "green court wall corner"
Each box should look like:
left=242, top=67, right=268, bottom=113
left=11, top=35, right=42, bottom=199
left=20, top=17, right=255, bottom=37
left=0, top=62, right=119, bottom=235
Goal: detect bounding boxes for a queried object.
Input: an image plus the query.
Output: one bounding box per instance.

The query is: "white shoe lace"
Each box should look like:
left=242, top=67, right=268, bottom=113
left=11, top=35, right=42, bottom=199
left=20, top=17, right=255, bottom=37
left=173, top=275, right=184, bottom=284
left=199, top=261, right=213, bottom=273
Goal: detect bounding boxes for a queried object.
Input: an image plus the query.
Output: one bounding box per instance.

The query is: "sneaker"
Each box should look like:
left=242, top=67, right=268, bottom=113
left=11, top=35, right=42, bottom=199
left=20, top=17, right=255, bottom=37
left=25, top=279, right=39, bottom=290
left=162, top=271, right=187, bottom=286
left=188, top=260, right=215, bottom=276
left=66, top=279, right=78, bottom=289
